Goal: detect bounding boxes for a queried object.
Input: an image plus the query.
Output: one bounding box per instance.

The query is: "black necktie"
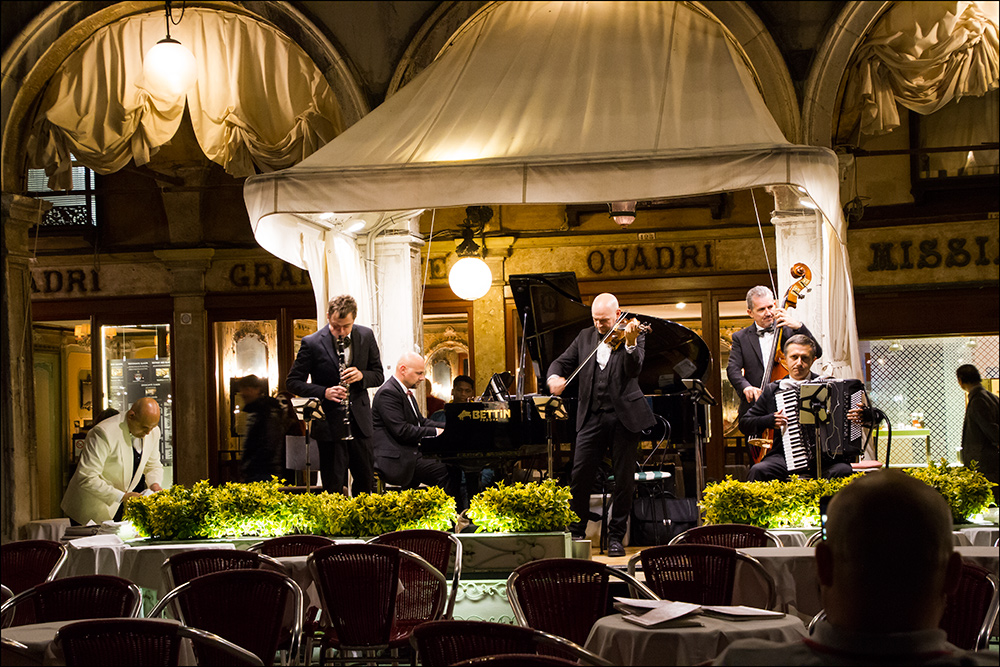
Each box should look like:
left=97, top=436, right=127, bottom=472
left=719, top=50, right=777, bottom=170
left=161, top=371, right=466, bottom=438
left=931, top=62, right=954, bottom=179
left=406, top=390, right=421, bottom=419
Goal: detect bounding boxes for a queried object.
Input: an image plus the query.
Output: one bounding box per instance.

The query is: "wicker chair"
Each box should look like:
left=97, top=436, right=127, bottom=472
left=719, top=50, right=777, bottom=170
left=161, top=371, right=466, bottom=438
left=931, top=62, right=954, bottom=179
left=410, top=619, right=613, bottom=666
left=506, top=558, right=658, bottom=647
left=149, top=569, right=303, bottom=666
left=627, top=544, right=777, bottom=610
left=940, top=561, right=998, bottom=651
left=248, top=535, right=336, bottom=557
left=369, top=529, right=462, bottom=619
left=308, top=543, right=446, bottom=664
left=0, top=540, right=68, bottom=627
left=0, top=575, right=142, bottom=627
left=56, top=617, right=264, bottom=666
left=667, top=523, right=783, bottom=548
left=161, top=548, right=284, bottom=589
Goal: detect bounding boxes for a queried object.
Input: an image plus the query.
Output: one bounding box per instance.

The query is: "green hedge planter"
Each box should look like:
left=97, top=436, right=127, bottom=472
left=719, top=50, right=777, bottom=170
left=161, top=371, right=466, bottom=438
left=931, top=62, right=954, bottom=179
left=701, top=459, right=994, bottom=528
left=123, top=479, right=578, bottom=541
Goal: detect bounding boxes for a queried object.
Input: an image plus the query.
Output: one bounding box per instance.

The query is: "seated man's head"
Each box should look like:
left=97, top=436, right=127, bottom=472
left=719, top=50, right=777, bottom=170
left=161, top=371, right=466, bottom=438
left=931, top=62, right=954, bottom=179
left=395, top=351, right=427, bottom=389
left=126, top=398, right=161, bottom=438
left=816, top=470, right=961, bottom=633
left=451, top=375, right=475, bottom=402
left=782, top=334, right=817, bottom=381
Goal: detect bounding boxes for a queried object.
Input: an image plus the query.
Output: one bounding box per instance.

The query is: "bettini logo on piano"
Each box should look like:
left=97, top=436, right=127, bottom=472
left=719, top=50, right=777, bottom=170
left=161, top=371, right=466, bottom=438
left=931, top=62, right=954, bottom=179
left=457, top=408, right=511, bottom=422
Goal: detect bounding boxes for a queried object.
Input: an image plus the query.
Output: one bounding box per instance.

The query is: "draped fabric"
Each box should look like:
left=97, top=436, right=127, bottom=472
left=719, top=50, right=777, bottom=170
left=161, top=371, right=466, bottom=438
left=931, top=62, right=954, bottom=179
left=27, top=8, right=341, bottom=191
left=838, top=1, right=999, bottom=141
left=242, top=1, right=864, bottom=379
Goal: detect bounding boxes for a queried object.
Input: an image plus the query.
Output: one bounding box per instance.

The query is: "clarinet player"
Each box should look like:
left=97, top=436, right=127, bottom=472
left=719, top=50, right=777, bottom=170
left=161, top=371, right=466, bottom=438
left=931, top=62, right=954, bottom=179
left=287, top=295, right=384, bottom=495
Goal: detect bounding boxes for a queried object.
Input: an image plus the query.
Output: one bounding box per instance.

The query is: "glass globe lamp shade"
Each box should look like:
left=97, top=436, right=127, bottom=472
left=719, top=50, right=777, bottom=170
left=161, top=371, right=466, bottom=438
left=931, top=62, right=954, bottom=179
left=143, top=38, right=197, bottom=97
left=449, top=257, right=492, bottom=301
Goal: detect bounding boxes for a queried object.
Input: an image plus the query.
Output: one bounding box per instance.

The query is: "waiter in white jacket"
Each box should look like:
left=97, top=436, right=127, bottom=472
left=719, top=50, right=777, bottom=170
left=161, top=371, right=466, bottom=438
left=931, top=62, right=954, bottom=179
left=62, top=397, right=164, bottom=524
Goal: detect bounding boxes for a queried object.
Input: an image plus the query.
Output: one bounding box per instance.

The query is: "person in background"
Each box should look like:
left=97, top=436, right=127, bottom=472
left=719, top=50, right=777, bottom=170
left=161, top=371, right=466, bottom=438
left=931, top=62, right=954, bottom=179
left=287, top=295, right=384, bottom=495
left=238, top=375, right=285, bottom=483
left=372, top=352, right=452, bottom=495
left=547, top=292, right=656, bottom=557
left=61, top=397, right=164, bottom=525
left=713, top=470, right=998, bottom=665
left=956, top=364, right=999, bottom=505
left=430, top=374, right=485, bottom=511
left=727, top=285, right=822, bottom=420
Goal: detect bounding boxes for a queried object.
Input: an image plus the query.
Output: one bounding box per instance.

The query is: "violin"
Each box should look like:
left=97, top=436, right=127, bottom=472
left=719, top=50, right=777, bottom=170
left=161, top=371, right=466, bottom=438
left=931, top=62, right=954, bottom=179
left=604, top=318, right=652, bottom=349
left=747, top=263, right=812, bottom=462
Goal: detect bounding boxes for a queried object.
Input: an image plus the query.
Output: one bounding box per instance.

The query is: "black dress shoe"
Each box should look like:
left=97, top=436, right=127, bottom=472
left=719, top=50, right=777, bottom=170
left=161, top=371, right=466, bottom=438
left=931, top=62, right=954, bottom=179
left=608, top=538, right=625, bottom=557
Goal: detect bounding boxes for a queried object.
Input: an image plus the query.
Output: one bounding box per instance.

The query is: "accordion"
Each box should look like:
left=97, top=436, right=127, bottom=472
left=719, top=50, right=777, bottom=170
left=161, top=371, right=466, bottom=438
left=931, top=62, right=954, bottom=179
left=796, top=378, right=867, bottom=459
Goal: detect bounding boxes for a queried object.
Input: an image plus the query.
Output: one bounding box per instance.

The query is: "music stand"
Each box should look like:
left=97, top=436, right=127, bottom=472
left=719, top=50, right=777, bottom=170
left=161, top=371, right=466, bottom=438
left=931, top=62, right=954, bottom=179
left=680, top=379, right=716, bottom=511
left=798, top=383, right=829, bottom=479
left=290, top=398, right=324, bottom=492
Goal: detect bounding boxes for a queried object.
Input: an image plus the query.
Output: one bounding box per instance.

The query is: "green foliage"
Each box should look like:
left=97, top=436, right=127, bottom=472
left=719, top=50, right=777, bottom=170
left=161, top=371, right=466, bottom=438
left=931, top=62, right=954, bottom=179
left=702, top=461, right=994, bottom=528
left=466, top=479, right=578, bottom=533
left=123, top=479, right=455, bottom=539
left=905, top=459, right=993, bottom=523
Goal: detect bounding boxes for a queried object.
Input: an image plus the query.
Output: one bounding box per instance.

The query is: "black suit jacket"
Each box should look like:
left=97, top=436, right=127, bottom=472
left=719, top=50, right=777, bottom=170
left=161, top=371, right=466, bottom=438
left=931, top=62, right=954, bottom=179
left=741, top=374, right=835, bottom=464
left=372, top=378, right=440, bottom=486
left=726, top=323, right=821, bottom=417
left=962, top=385, right=999, bottom=484
left=286, top=324, right=383, bottom=438
left=546, top=327, right=655, bottom=433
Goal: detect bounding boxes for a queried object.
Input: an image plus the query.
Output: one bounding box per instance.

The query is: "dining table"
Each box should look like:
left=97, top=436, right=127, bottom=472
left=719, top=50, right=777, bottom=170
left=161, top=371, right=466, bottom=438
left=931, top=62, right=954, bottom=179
left=585, top=611, right=807, bottom=666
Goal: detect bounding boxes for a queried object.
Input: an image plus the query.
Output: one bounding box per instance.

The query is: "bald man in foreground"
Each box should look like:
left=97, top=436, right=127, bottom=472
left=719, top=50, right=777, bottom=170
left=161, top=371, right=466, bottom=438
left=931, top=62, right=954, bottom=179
left=547, top=293, right=655, bottom=556
left=713, top=470, right=999, bottom=665
left=62, top=397, right=164, bottom=524
left=372, top=352, right=451, bottom=493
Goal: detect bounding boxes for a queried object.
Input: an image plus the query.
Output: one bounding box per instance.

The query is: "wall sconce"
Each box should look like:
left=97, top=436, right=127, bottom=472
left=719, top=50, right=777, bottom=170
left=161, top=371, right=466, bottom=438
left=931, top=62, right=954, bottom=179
left=74, top=323, right=91, bottom=345
left=142, top=1, right=197, bottom=97
left=608, top=200, right=637, bottom=227
left=449, top=206, right=493, bottom=301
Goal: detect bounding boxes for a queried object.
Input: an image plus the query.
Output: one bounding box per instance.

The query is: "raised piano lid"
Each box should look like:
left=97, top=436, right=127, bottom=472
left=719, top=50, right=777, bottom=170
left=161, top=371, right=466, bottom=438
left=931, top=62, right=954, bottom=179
left=510, top=272, right=712, bottom=394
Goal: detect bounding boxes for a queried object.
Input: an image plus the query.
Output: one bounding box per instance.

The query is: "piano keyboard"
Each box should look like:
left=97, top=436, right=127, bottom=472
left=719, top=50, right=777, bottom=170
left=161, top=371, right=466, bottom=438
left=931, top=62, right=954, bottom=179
left=778, top=385, right=810, bottom=472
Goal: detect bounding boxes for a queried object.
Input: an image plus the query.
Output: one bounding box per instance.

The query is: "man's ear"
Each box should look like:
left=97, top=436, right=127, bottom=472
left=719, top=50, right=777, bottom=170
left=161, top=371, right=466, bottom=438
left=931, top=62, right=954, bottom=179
left=943, top=551, right=963, bottom=597
left=815, top=542, right=834, bottom=587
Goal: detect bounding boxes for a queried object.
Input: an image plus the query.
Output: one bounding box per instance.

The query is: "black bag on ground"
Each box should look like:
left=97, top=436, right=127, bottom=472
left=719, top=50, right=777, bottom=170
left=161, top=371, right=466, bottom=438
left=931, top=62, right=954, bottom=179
left=629, top=490, right=699, bottom=546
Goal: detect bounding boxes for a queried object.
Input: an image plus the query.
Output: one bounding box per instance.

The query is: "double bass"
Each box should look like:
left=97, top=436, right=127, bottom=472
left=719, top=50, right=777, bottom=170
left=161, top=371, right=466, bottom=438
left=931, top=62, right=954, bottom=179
left=747, top=263, right=812, bottom=462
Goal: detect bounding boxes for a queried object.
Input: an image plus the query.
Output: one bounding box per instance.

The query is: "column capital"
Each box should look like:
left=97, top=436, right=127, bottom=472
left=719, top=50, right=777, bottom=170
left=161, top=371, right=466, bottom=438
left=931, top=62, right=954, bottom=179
left=2, top=194, right=51, bottom=258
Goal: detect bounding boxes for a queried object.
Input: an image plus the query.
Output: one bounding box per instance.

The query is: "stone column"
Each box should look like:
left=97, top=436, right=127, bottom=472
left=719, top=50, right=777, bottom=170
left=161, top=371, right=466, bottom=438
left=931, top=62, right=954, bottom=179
left=372, top=228, right=425, bottom=382
left=154, top=249, right=214, bottom=486
left=472, top=236, right=513, bottom=393
left=1, top=194, right=50, bottom=541
left=768, top=186, right=826, bottom=364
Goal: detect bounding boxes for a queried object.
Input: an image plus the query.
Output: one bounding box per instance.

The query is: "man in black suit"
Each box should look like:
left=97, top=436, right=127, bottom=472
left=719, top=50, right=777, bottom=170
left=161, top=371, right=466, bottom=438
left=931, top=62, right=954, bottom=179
left=740, top=334, right=853, bottom=482
left=372, top=351, right=451, bottom=493
left=547, top=293, right=656, bottom=557
left=727, top=285, right=822, bottom=421
left=287, top=295, right=383, bottom=495
left=956, top=364, right=999, bottom=504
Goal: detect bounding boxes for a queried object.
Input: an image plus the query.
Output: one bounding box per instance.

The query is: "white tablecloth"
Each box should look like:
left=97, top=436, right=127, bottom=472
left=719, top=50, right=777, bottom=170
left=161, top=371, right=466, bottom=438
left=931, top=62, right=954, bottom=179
left=585, top=613, right=806, bottom=666
left=956, top=526, right=999, bottom=548
left=21, top=520, right=70, bottom=542
left=1, top=619, right=192, bottom=667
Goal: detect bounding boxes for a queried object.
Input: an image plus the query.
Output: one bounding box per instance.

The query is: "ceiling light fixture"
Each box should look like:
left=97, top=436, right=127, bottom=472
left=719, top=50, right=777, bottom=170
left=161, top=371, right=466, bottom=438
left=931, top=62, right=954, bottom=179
left=142, top=1, right=197, bottom=98
left=448, top=206, right=493, bottom=301
left=608, top=200, right=637, bottom=227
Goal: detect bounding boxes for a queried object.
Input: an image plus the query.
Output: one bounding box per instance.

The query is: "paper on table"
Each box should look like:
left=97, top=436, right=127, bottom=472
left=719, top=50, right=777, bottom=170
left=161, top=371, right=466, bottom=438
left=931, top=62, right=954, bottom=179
left=67, top=534, right=125, bottom=548
left=702, top=605, right=785, bottom=620
left=620, top=601, right=702, bottom=628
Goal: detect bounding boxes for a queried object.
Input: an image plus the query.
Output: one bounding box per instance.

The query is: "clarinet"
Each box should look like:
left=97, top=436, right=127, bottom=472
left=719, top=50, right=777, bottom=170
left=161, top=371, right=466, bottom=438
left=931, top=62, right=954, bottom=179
left=334, top=336, right=354, bottom=441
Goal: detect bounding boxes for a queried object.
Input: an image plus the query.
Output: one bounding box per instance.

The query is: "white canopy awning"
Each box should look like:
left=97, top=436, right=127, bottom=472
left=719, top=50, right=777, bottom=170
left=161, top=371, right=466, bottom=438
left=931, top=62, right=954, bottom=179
left=244, top=0, right=861, bottom=378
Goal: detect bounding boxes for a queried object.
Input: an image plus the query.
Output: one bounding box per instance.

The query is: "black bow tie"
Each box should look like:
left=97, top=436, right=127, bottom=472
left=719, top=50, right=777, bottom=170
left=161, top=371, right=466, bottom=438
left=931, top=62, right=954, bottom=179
left=756, top=326, right=774, bottom=337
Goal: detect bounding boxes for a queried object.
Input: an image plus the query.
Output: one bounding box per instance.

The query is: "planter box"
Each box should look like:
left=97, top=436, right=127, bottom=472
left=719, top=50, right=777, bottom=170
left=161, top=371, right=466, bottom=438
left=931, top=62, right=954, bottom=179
left=457, top=531, right=573, bottom=574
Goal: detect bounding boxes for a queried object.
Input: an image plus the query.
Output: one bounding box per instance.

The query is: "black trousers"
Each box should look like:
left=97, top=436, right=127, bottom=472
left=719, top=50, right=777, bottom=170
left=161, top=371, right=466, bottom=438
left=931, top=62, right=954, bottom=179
left=748, top=453, right=854, bottom=482
left=319, top=414, right=374, bottom=496
left=569, top=410, right=639, bottom=540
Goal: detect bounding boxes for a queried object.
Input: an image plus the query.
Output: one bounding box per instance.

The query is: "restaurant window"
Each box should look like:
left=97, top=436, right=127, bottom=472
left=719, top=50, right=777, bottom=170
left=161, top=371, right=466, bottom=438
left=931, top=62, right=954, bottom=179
left=100, top=323, right=174, bottom=487
left=859, top=334, right=998, bottom=467
left=717, top=300, right=753, bottom=440
left=26, top=157, right=99, bottom=228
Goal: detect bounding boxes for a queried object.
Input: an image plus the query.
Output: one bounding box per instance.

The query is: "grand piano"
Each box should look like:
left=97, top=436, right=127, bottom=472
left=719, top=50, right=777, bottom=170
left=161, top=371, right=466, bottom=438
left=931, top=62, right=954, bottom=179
left=421, top=272, right=712, bottom=472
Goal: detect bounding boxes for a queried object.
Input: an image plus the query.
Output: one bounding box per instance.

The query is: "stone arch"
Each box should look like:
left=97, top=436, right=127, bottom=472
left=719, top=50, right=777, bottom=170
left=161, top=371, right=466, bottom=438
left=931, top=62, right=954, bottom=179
left=801, top=1, right=893, bottom=148
left=0, top=0, right=368, bottom=192
left=388, top=1, right=800, bottom=142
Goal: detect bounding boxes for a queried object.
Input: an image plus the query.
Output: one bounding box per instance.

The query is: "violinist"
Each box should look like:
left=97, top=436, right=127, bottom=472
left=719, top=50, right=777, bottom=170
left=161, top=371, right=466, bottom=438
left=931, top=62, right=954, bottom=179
left=547, top=293, right=656, bottom=557
left=727, top=285, right=822, bottom=420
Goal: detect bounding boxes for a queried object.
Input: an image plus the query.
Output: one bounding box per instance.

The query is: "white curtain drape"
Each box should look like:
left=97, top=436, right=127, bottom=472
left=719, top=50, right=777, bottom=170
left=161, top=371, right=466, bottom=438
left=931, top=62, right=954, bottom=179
left=27, top=8, right=341, bottom=190
left=839, top=1, right=999, bottom=141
